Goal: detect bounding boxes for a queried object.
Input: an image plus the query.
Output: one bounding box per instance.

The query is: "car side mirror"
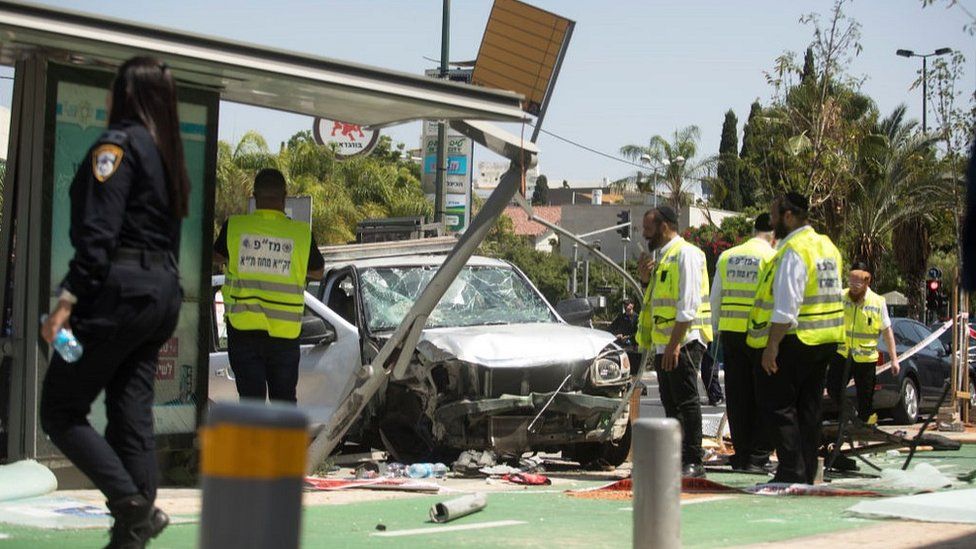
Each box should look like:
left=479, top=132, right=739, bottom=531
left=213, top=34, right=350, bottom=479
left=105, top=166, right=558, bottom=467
left=298, top=316, right=337, bottom=346
left=556, top=297, right=594, bottom=327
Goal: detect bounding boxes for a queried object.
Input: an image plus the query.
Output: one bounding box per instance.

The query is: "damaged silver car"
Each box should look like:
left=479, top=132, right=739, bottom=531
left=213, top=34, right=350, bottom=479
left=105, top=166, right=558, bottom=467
left=210, top=243, right=633, bottom=465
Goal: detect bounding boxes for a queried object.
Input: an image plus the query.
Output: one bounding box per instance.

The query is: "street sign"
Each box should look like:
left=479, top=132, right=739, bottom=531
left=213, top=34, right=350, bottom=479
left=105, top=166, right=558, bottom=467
left=928, top=267, right=943, bottom=280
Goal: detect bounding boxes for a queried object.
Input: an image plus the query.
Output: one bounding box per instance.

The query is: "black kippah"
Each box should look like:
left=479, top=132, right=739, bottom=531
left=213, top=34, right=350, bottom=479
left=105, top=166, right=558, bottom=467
left=655, top=205, right=678, bottom=225
left=783, top=191, right=809, bottom=212
left=754, top=212, right=773, bottom=232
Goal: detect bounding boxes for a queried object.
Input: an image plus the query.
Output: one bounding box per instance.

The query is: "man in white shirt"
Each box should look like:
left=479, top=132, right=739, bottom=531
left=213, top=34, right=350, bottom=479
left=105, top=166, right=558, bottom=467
left=747, top=192, right=844, bottom=484
left=636, top=205, right=712, bottom=478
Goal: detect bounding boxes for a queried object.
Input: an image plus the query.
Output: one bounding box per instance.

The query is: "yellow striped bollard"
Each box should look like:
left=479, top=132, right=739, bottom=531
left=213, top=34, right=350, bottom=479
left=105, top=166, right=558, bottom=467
left=199, top=401, right=308, bottom=549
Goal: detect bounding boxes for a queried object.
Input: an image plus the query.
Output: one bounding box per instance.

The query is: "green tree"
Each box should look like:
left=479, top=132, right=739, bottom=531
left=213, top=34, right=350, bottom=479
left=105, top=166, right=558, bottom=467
left=532, top=174, right=550, bottom=205
left=620, top=125, right=715, bottom=211
left=800, top=47, right=816, bottom=85
left=738, top=100, right=763, bottom=209
left=845, top=105, right=940, bottom=280
left=717, top=110, right=740, bottom=210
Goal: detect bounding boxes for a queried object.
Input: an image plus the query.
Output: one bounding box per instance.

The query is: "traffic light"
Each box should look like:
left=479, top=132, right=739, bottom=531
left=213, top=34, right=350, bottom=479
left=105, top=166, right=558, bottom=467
left=926, top=279, right=940, bottom=311
left=616, top=210, right=631, bottom=240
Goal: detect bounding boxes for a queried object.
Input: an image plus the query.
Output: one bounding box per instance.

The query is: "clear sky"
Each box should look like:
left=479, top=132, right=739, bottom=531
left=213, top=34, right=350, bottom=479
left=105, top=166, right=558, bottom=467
left=5, top=0, right=975, bottom=182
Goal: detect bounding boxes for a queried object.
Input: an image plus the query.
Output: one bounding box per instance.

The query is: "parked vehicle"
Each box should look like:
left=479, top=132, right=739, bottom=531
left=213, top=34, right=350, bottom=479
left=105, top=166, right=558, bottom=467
left=209, top=240, right=632, bottom=464
left=825, top=317, right=976, bottom=424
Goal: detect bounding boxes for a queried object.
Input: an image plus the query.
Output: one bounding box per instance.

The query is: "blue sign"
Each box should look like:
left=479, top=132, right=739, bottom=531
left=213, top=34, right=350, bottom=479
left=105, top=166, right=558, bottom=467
left=424, top=155, right=468, bottom=176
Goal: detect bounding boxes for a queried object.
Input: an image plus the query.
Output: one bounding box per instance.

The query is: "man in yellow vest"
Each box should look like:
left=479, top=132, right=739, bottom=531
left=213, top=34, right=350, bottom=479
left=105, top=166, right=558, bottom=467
left=213, top=168, right=325, bottom=403
left=636, top=205, right=713, bottom=478
left=746, top=192, right=844, bottom=484
left=709, top=213, right=776, bottom=473
left=826, top=261, right=900, bottom=423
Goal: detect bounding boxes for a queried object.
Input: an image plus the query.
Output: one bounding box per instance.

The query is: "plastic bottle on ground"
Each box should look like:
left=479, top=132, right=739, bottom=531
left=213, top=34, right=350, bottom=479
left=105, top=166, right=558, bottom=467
left=406, top=463, right=434, bottom=479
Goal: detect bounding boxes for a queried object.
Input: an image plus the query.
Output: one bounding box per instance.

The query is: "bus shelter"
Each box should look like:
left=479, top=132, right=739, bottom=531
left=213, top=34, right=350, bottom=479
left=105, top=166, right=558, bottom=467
left=0, top=0, right=524, bottom=482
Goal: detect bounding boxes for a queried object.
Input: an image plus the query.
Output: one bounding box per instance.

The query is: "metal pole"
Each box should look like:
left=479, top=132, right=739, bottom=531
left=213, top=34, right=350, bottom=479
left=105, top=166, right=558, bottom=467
left=434, top=0, right=451, bottom=222
left=571, top=243, right=579, bottom=296
left=584, top=258, right=590, bottom=298
left=632, top=418, right=681, bottom=549
left=622, top=241, right=628, bottom=297
left=922, top=56, right=928, bottom=133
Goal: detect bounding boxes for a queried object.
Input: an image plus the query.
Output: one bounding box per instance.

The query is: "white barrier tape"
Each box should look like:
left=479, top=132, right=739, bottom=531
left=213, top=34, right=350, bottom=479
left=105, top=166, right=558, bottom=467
left=845, top=316, right=958, bottom=387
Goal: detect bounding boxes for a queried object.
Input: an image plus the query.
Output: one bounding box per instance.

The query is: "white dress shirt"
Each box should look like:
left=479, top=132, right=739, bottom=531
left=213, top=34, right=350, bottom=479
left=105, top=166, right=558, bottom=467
left=708, top=237, right=774, bottom=334
left=771, top=225, right=811, bottom=328
left=654, top=235, right=706, bottom=353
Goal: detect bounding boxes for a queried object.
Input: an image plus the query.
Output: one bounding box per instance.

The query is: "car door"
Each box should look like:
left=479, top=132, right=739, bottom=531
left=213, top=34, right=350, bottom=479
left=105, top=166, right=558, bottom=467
left=208, top=277, right=362, bottom=428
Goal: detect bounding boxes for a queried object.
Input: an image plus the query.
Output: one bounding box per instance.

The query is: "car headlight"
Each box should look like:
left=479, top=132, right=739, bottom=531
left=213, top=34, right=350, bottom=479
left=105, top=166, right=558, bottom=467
left=590, top=352, right=629, bottom=386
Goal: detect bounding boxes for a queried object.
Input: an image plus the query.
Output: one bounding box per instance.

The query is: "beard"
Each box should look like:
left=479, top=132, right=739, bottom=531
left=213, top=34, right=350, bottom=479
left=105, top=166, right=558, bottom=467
left=774, top=219, right=790, bottom=240
left=646, top=233, right=665, bottom=251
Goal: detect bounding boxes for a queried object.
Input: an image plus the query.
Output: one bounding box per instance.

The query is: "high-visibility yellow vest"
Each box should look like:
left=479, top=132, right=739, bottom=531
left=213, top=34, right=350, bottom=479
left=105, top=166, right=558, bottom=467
left=716, top=237, right=775, bottom=333
left=836, top=288, right=887, bottom=363
left=636, top=238, right=713, bottom=349
left=223, top=210, right=310, bottom=339
left=746, top=227, right=844, bottom=348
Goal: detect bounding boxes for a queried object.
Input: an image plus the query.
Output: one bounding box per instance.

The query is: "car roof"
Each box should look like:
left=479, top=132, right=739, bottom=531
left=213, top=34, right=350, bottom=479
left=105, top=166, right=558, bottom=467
left=328, top=254, right=511, bottom=270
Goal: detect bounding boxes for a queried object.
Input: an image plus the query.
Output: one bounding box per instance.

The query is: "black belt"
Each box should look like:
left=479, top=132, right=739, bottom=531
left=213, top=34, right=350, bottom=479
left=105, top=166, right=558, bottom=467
left=114, top=247, right=175, bottom=269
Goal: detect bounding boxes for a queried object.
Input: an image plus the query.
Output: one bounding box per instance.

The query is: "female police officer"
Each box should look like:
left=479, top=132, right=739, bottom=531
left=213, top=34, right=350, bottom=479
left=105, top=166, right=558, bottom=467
left=39, top=56, right=188, bottom=548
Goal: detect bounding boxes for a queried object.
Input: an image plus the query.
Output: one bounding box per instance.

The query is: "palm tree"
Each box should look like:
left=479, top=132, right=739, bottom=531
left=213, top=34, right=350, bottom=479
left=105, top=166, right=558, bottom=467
left=846, top=105, right=939, bottom=278
left=620, top=125, right=715, bottom=211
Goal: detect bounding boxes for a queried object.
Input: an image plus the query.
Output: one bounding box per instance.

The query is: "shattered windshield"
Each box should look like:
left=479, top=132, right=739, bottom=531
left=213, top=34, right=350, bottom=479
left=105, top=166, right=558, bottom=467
left=359, top=265, right=555, bottom=332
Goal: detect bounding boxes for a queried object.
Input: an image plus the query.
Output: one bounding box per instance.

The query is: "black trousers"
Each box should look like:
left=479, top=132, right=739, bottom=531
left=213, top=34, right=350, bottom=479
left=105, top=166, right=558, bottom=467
left=755, top=335, right=836, bottom=484
left=721, top=332, right=771, bottom=468
left=826, top=353, right=877, bottom=422
left=654, top=341, right=705, bottom=465
left=41, top=262, right=181, bottom=503
left=700, top=345, right=725, bottom=405
left=227, top=325, right=300, bottom=403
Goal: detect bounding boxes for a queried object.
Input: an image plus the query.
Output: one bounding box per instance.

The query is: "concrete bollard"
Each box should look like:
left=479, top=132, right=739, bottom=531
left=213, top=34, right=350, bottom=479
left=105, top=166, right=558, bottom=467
left=632, top=418, right=681, bottom=549
left=199, top=401, right=308, bottom=549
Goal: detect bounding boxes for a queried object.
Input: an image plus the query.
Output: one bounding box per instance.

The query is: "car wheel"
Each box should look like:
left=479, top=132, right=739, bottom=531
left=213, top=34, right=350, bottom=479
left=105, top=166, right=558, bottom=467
left=891, top=376, right=919, bottom=425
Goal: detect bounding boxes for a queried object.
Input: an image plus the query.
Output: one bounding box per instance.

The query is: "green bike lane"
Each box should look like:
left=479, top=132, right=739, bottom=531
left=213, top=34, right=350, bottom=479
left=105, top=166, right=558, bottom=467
left=2, top=446, right=974, bottom=548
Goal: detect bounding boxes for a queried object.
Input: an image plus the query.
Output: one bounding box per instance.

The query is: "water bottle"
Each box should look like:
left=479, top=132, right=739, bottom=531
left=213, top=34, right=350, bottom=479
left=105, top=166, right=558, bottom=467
left=406, top=463, right=434, bottom=479
left=52, top=328, right=84, bottom=363
left=385, top=463, right=407, bottom=478
left=432, top=463, right=448, bottom=479
left=41, top=315, right=84, bottom=363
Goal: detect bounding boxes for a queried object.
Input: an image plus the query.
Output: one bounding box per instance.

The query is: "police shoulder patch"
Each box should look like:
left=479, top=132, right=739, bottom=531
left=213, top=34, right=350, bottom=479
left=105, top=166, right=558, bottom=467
left=92, top=144, right=124, bottom=183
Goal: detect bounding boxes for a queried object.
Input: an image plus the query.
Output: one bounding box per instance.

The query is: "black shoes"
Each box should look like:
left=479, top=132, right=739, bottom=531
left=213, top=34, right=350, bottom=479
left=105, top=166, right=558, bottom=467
left=681, top=463, right=706, bottom=478
left=105, top=494, right=169, bottom=549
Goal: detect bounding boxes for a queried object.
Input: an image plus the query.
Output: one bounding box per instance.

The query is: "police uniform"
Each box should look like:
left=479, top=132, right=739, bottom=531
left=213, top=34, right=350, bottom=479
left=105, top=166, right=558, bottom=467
left=213, top=211, right=324, bottom=403
left=636, top=235, right=713, bottom=468
left=709, top=236, right=775, bottom=470
left=40, top=122, right=183, bottom=507
left=747, top=225, right=844, bottom=484
left=826, top=288, right=890, bottom=421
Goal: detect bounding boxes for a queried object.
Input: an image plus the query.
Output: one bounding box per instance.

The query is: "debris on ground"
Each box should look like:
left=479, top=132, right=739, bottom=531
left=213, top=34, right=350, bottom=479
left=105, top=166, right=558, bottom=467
left=847, top=488, right=976, bottom=524
left=304, top=477, right=440, bottom=493
left=501, top=473, right=551, bottom=486
left=429, top=493, right=487, bottom=523
left=862, top=463, right=954, bottom=492
left=452, top=450, right=498, bottom=477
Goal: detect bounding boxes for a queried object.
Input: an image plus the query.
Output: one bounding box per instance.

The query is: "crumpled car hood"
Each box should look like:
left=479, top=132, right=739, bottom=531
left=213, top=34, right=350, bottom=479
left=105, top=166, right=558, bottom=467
left=416, top=323, right=617, bottom=368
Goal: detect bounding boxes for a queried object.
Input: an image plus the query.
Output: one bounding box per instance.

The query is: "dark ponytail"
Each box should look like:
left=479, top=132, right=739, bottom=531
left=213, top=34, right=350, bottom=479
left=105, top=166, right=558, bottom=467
left=109, top=56, right=190, bottom=219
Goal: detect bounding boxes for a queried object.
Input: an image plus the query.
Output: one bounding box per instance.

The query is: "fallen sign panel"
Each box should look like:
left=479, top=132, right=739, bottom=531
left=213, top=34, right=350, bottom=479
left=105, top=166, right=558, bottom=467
left=847, top=488, right=976, bottom=524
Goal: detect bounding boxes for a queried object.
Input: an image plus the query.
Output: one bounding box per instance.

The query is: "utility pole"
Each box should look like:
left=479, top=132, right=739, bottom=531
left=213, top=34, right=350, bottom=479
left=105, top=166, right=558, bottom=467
left=434, top=0, right=451, bottom=224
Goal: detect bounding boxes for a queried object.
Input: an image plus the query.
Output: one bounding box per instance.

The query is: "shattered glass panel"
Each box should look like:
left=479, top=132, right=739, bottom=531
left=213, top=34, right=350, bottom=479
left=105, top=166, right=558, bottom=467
left=359, top=266, right=555, bottom=332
